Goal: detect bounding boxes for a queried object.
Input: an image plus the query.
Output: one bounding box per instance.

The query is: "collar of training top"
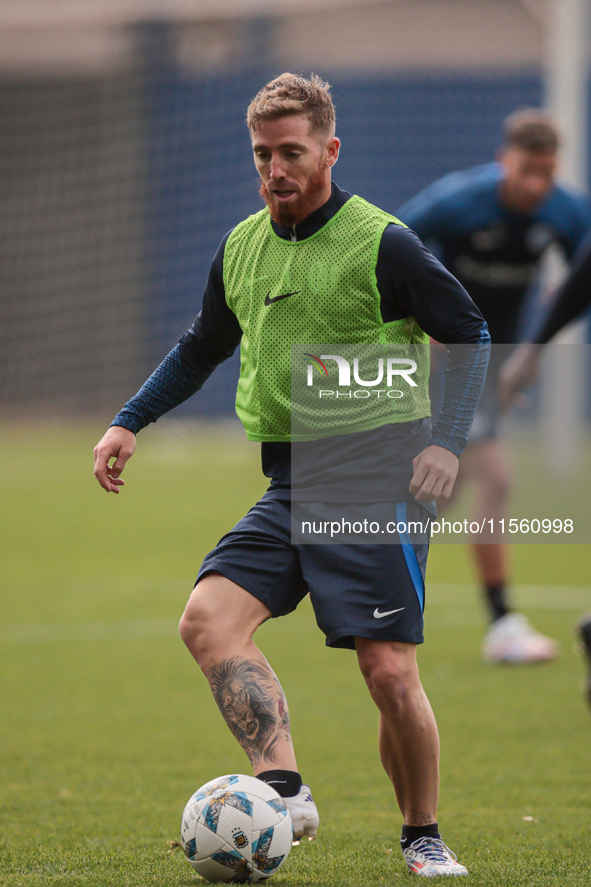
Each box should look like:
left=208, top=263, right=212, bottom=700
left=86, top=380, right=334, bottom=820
left=270, top=182, right=352, bottom=241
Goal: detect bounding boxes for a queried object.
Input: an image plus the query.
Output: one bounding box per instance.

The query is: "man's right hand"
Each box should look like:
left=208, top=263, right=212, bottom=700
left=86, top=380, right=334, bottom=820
left=93, top=426, right=136, bottom=493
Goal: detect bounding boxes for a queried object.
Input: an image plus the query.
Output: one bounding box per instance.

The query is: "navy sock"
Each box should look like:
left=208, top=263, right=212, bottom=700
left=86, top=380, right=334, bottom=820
left=401, top=823, right=440, bottom=848
left=257, top=769, right=302, bottom=798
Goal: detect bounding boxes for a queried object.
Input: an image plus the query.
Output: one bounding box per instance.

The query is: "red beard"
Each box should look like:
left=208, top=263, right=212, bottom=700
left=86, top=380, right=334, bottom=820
left=258, top=162, right=329, bottom=227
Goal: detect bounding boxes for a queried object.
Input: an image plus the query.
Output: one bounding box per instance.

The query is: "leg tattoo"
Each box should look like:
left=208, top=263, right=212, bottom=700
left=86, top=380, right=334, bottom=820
left=409, top=809, right=437, bottom=826
left=206, top=657, right=292, bottom=767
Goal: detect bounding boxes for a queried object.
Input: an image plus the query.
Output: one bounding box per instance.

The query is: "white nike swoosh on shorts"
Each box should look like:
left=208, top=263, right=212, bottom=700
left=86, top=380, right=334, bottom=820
left=373, top=607, right=405, bottom=619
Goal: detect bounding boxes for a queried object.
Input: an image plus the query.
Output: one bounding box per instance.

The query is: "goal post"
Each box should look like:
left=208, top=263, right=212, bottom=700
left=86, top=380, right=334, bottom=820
left=541, top=0, right=591, bottom=474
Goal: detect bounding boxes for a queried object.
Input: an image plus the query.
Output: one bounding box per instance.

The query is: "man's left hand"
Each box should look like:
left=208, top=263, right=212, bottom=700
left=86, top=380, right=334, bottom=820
left=409, top=445, right=459, bottom=503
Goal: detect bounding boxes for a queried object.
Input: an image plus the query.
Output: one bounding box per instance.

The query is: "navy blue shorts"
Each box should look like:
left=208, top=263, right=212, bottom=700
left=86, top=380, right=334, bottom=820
left=196, top=497, right=430, bottom=649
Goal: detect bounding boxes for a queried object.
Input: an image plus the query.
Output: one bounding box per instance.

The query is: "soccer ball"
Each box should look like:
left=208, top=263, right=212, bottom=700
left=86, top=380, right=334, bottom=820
left=180, top=774, right=293, bottom=883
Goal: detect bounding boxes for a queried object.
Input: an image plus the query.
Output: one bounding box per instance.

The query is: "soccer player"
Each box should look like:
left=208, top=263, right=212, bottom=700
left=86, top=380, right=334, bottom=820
left=397, top=109, right=591, bottom=664
left=498, top=231, right=591, bottom=702
left=94, top=74, right=489, bottom=877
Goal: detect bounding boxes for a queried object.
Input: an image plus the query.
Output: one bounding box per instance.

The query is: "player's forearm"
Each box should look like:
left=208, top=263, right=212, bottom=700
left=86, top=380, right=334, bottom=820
left=534, top=246, right=591, bottom=344
left=111, top=290, right=242, bottom=436
left=535, top=298, right=585, bottom=345
left=430, top=326, right=491, bottom=457
left=111, top=343, right=217, bottom=433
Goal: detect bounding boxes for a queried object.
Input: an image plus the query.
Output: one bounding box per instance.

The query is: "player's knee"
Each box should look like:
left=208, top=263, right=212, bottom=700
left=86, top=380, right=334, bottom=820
left=179, top=576, right=265, bottom=667
left=475, top=450, right=513, bottom=501
left=484, top=468, right=513, bottom=502
left=357, top=644, right=418, bottom=704
left=179, top=588, right=221, bottom=666
left=365, top=660, right=415, bottom=702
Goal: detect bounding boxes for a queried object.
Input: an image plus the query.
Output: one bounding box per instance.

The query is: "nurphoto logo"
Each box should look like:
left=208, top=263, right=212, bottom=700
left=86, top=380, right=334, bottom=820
left=304, top=352, right=418, bottom=398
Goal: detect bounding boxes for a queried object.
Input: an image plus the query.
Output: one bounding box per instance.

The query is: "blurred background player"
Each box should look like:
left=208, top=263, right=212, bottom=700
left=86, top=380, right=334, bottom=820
left=396, top=108, right=591, bottom=664
left=498, top=230, right=591, bottom=700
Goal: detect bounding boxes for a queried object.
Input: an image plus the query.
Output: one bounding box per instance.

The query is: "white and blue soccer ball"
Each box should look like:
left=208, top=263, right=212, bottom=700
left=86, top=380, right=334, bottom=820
left=180, top=774, right=293, bottom=883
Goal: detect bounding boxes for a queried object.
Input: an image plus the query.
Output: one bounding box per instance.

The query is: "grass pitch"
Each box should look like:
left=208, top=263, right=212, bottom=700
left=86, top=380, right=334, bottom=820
left=1, top=421, right=590, bottom=886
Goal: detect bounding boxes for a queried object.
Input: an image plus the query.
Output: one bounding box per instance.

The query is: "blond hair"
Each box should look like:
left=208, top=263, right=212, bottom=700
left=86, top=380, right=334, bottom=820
left=247, top=73, right=336, bottom=139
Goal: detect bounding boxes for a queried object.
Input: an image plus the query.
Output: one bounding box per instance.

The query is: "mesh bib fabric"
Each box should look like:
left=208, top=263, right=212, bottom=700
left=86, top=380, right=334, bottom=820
left=223, top=196, right=430, bottom=441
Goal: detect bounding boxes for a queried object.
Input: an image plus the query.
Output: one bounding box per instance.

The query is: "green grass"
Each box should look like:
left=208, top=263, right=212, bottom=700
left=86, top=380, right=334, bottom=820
left=1, top=420, right=590, bottom=886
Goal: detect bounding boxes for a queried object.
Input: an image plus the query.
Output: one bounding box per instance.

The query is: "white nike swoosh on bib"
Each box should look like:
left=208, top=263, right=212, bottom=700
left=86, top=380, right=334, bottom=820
left=373, top=607, right=405, bottom=619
